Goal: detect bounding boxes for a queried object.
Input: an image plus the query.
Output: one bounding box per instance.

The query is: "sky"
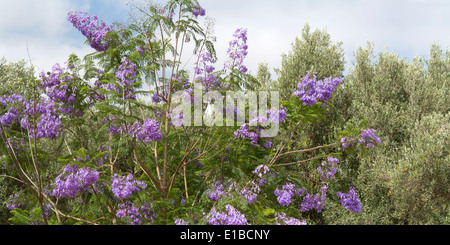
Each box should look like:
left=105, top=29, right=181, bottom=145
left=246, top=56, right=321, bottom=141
left=1, top=0, right=449, bottom=79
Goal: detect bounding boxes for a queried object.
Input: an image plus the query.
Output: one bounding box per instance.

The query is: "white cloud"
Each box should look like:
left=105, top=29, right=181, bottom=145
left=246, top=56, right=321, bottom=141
left=0, top=0, right=94, bottom=72
left=202, top=0, right=450, bottom=77
left=1, top=0, right=449, bottom=79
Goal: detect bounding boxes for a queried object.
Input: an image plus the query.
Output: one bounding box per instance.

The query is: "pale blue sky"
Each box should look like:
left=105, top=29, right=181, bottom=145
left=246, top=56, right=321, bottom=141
left=1, top=0, right=449, bottom=78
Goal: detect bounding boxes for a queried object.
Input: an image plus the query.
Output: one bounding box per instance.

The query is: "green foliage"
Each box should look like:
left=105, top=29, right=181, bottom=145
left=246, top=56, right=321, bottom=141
left=1, top=0, right=448, bottom=226
left=275, top=23, right=345, bottom=100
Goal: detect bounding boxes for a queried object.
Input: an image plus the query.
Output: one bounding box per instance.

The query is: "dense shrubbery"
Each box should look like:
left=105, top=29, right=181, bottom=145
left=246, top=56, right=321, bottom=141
left=0, top=0, right=448, bottom=225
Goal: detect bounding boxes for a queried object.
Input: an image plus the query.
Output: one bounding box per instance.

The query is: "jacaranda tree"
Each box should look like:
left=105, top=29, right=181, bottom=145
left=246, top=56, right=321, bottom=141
left=1, top=0, right=381, bottom=225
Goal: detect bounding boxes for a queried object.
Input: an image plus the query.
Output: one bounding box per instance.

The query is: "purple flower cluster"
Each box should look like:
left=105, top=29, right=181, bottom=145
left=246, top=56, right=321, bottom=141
left=108, top=118, right=162, bottom=143
left=240, top=180, right=260, bottom=204
left=40, top=63, right=77, bottom=106
left=275, top=212, right=307, bottom=225
left=116, top=59, right=137, bottom=86
left=6, top=192, right=27, bottom=210
left=252, top=164, right=270, bottom=186
left=234, top=123, right=260, bottom=144
left=0, top=93, right=64, bottom=139
left=111, top=174, right=147, bottom=199
left=206, top=204, right=248, bottom=225
left=336, top=187, right=362, bottom=213
left=194, top=48, right=221, bottom=92
left=359, top=128, right=381, bottom=148
left=175, top=218, right=189, bottom=225
left=67, top=11, right=112, bottom=52
left=267, top=107, right=287, bottom=124
left=274, top=183, right=305, bottom=206
left=192, top=5, right=206, bottom=18
left=129, top=118, right=163, bottom=143
left=317, top=157, right=339, bottom=181
left=341, top=128, right=381, bottom=148
left=51, top=165, right=100, bottom=198
left=136, top=46, right=144, bottom=55
left=0, top=111, right=16, bottom=126
left=116, top=201, right=155, bottom=225
left=299, top=184, right=327, bottom=213
left=0, top=94, right=22, bottom=126
left=224, top=28, right=248, bottom=73
left=293, top=72, right=342, bottom=106
left=233, top=108, right=287, bottom=148
left=207, top=181, right=225, bottom=202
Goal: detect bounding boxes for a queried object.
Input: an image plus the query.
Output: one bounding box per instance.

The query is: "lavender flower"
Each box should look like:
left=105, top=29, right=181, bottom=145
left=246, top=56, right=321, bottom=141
left=359, top=128, right=381, bottom=148
left=336, top=187, right=362, bottom=213
left=207, top=181, right=225, bottom=201
left=224, top=28, right=248, bottom=74
left=0, top=111, right=16, bottom=126
left=67, top=11, right=112, bottom=52
left=341, top=128, right=381, bottom=148
left=206, top=204, right=248, bottom=225
left=51, top=165, right=100, bottom=198
left=234, top=123, right=260, bottom=144
left=275, top=212, right=307, bottom=225
left=340, top=136, right=356, bottom=148
left=274, top=183, right=299, bottom=206
left=293, top=72, right=342, bottom=106
left=192, top=5, right=206, bottom=17
left=194, top=48, right=220, bottom=92
left=252, top=164, right=270, bottom=186
left=132, top=118, right=163, bottom=143
left=240, top=180, right=260, bottom=204
left=6, top=192, right=27, bottom=210
left=136, top=46, right=144, bottom=55
left=111, top=174, right=147, bottom=199
left=317, top=157, right=339, bottom=181
left=175, top=218, right=189, bottom=225
left=116, top=201, right=155, bottom=225
left=116, top=59, right=137, bottom=86
left=300, top=184, right=327, bottom=213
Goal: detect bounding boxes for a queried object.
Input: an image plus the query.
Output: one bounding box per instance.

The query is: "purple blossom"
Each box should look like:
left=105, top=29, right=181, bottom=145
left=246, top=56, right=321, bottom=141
left=194, top=48, right=221, bottom=92
left=39, top=63, right=78, bottom=113
left=111, top=174, right=147, bottom=199
left=336, top=187, right=362, bottom=213
left=224, top=28, right=248, bottom=74
left=192, top=5, right=206, bottom=18
left=359, top=128, right=381, bottom=148
left=51, top=165, right=100, bottom=198
left=275, top=212, right=307, bottom=225
left=136, top=46, right=144, bottom=55
left=293, top=72, right=342, bottom=106
left=206, top=204, right=248, bottom=225
left=340, top=136, right=356, bottom=148
left=234, top=123, right=260, bottom=144
left=33, top=113, right=63, bottom=139
left=116, top=201, right=155, bottom=225
left=175, top=218, right=189, bottom=225
left=0, top=111, right=16, bottom=126
left=116, top=59, right=137, bottom=86
left=151, top=93, right=162, bottom=103
left=6, top=192, right=27, bottom=210
left=267, top=107, right=287, bottom=124
left=252, top=165, right=270, bottom=178
left=240, top=180, right=260, bottom=204
left=207, top=181, right=225, bottom=201
left=67, top=11, right=112, bottom=52
left=274, top=183, right=299, bottom=206
left=132, top=118, right=163, bottom=143
left=341, top=128, right=381, bottom=148
left=317, top=157, right=339, bottom=181
left=300, top=184, right=327, bottom=213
